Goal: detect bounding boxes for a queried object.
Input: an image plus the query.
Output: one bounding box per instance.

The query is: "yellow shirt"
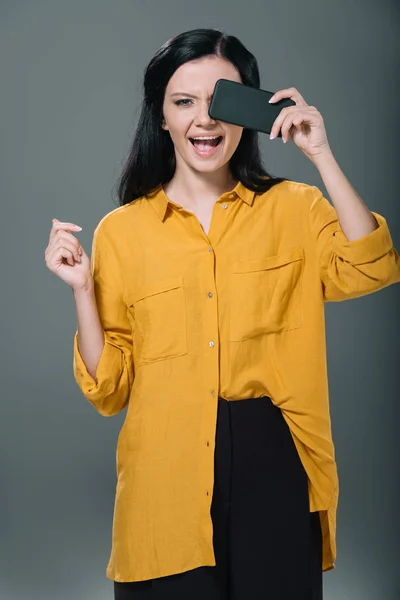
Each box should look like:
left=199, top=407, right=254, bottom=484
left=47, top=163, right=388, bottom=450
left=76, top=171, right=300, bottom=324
left=73, top=179, right=400, bottom=583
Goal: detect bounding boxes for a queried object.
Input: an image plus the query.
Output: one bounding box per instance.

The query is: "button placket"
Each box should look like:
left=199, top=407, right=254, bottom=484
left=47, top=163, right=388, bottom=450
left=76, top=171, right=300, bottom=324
left=204, top=238, right=218, bottom=496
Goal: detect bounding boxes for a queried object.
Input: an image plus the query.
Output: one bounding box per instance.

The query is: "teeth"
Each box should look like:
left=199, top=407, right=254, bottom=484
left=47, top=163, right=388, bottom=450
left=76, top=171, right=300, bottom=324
left=191, top=136, right=221, bottom=140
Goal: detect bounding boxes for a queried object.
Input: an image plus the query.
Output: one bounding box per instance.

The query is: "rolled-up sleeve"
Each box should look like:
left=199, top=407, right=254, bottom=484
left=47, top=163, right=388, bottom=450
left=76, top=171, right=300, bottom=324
left=308, top=186, right=400, bottom=302
left=73, top=223, right=134, bottom=416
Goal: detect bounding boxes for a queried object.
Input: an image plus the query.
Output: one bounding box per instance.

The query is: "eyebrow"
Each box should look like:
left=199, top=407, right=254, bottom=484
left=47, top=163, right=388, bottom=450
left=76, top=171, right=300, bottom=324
left=170, top=92, right=213, bottom=99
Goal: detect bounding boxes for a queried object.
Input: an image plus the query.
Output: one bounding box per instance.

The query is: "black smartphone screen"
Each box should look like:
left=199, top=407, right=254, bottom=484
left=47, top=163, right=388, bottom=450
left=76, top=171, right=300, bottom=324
left=208, top=79, right=295, bottom=138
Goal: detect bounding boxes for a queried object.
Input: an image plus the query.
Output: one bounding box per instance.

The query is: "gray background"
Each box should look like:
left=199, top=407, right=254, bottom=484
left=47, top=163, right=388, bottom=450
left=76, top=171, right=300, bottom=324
left=1, top=1, right=399, bottom=599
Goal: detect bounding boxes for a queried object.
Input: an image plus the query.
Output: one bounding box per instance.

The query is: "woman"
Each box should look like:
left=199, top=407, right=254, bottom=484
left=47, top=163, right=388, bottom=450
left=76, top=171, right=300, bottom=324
left=45, top=28, right=400, bottom=600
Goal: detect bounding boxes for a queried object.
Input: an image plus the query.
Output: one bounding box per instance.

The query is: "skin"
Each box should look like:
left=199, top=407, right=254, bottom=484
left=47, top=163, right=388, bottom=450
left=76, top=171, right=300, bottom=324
left=161, top=55, right=244, bottom=208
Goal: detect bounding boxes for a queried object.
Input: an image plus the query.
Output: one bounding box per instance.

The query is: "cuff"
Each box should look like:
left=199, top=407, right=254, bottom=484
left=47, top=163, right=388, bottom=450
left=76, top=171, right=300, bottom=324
left=73, top=330, right=123, bottom=401
left=332, top=212, right=394, bottom=264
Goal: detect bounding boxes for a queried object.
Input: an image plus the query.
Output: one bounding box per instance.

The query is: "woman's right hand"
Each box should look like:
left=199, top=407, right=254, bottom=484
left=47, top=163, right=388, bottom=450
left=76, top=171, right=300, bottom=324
left=45, top=218, right=92, bottom=292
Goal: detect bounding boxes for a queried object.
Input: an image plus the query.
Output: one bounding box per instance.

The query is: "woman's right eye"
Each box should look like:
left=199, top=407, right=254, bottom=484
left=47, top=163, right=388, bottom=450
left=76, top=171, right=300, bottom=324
left=175, top=99, right=192, bottom=106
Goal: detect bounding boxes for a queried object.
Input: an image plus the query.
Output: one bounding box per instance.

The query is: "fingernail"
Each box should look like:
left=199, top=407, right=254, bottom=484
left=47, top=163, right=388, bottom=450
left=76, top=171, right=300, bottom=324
left=270, top=133, right=275, bottom=140
left=76, top=226, right=82, bottom=230
left=269, top=96, right=275, bottom=103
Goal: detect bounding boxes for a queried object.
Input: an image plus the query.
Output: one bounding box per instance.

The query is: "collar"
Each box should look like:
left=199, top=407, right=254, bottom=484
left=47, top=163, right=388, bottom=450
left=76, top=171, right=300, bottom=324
left=146, top=180, right=257, bottom=222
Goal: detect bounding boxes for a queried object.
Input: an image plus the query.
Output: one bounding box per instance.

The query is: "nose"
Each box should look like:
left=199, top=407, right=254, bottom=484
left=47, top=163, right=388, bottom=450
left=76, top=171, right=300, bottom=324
left=194, top=100, right=217, bottom=127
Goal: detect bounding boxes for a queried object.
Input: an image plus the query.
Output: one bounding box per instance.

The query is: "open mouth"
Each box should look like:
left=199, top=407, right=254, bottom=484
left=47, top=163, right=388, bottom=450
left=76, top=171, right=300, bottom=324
left=188, top=136, right=224, bottom=157
left=189, top=136, right=223, bottom=147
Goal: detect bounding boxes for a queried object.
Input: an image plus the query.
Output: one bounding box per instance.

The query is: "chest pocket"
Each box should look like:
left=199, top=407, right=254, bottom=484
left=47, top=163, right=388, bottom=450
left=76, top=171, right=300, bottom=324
left=230, top=247, right=304, bottom=341
left=126, top=276, right=187, bottom=366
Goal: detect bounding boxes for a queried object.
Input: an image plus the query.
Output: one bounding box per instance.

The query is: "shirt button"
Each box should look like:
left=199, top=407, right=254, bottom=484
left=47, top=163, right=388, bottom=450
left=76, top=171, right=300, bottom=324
left=206, top=440, right=210, bottom=446
left=208, top=247, right=213, bottom=252
left=208, top=292, right=213, bottom=298
left=211, top=390, right=215, bottom=396
left=209, top=341, right=215, bottom=348
left=228, top=193, right=235, bottom=198
left=221, top=203, right=228, bottom=209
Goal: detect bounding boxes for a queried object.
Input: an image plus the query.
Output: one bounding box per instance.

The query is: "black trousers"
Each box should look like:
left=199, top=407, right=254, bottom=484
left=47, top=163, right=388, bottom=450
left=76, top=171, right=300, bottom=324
left=114, top=396, right=323, bottom=599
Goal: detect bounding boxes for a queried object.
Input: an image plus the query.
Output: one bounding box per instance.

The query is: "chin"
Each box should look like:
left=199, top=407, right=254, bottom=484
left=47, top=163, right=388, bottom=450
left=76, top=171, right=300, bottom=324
left=191, top=161, right=227, bottom=173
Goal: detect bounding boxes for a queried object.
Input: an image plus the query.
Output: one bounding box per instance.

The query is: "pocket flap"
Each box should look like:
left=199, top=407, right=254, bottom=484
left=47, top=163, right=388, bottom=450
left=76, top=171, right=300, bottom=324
left=126, top=275, right=183, bottom=306
left=232, top=247, right=304, bottom=274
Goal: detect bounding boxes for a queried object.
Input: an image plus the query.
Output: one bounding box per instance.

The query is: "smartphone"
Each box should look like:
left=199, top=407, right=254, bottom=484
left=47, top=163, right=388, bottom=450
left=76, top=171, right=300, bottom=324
left=208, top=79, right=296, bottom=138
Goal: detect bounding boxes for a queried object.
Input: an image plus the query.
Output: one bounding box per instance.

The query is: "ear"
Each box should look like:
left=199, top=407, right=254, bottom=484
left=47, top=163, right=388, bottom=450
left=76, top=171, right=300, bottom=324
left=161, top=117, right=168, bottom=131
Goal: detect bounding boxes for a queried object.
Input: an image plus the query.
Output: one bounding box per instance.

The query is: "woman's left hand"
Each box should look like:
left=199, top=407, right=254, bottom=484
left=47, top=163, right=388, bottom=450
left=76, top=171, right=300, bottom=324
left=269, top=87, right=332, bottom=162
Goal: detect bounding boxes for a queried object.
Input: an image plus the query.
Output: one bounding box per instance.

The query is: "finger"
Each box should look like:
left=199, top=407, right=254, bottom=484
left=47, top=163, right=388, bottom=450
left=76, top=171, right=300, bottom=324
left=46, top=243, right=76, bottom=267
left=48, top=229, right=82, bottom=256
left=50, top=219, right=82, bottom=241
left=269, top=106, right=294, bottom=140
left=269, top=87, right=307, bottom=106
left=52, top=218, right=82, bottom=230
left=269, top=89, right=289, bottom=103
left=280, top=114, right=296, bottom=143
left=282, top=110, right=310, bottom=142
left=49, top=244, right=80, bottom=267
left=46, top=246, right=79, bottom=268
left=59, top=247, right=78, bottom=267
left=47, top=236, right=82, bottom=264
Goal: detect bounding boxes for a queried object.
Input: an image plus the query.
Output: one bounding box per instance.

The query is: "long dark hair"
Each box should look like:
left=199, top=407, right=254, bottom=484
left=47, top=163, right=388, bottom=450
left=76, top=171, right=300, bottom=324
left=116, top=28, right=290, bottom=206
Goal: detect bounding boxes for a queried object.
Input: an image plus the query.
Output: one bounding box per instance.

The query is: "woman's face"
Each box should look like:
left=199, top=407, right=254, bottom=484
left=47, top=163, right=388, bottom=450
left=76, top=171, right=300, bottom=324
left=161, top=56, right=243, bottom=174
